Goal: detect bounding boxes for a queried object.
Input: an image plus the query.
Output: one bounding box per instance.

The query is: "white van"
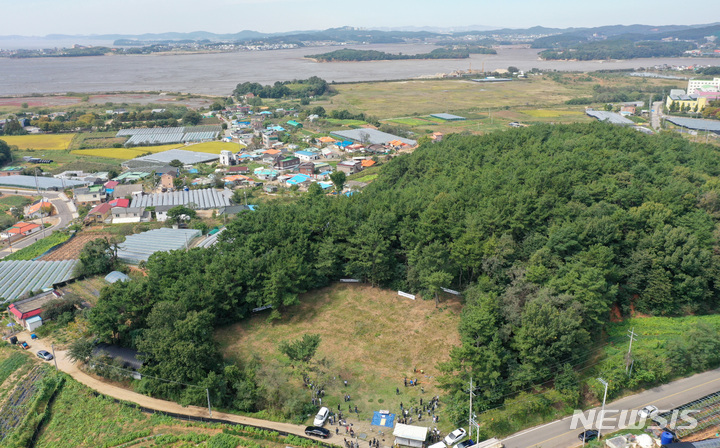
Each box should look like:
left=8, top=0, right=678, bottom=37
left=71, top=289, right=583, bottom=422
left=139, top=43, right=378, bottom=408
left=313, top=407, right=330, bottom=426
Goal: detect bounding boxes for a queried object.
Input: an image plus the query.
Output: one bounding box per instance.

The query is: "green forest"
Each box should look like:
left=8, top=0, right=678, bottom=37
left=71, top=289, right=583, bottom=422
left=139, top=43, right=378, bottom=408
left=540, top=39, right=695, bottom=60
left=87, top=123, right=720, bottom=426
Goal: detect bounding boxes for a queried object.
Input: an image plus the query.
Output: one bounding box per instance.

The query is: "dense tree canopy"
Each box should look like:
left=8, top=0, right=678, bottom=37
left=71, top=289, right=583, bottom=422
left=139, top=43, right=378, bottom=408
left=89, top=122, right=720, bottom=414
left=0, top=139, right=10, bottom=166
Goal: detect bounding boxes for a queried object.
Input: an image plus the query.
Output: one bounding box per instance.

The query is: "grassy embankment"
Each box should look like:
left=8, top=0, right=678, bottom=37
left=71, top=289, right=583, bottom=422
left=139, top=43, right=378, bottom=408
left=3, top=231, right=71, bottom=261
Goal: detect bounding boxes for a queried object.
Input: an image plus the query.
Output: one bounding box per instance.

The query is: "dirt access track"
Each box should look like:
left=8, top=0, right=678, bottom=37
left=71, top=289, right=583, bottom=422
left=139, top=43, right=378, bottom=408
left=39, top=233, right=113, bottom=261
left=25, top=333, right=322, bottom=443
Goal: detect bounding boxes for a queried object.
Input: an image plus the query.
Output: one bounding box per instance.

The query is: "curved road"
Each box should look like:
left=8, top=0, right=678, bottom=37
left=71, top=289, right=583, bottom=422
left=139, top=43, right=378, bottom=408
left=0, top=188, right=76, bottom=259
left=26, top=334, right=320, bottom=441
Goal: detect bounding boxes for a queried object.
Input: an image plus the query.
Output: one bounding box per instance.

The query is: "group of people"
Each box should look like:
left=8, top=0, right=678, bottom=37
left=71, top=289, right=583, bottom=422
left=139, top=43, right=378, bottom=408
left=343, top=438, right=381, bottom=448
left=427, top=428, right=442, bottom=444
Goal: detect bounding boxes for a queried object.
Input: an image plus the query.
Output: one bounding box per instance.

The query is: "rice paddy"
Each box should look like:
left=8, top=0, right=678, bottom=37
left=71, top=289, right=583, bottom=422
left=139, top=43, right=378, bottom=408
left=0, top=134, right=76, bottom=150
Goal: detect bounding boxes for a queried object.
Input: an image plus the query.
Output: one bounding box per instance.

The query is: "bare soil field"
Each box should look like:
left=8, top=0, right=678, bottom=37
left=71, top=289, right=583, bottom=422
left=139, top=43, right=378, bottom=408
left=40, top=233, right=112, bottom=261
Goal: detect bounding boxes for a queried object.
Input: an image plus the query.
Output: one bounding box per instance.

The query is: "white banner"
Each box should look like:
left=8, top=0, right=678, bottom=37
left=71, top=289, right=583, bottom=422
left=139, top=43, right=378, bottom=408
left=340, top=279, right=361, bottom=283
left=252, top=305, right=273, bottom=313
left=441, top=287, right=460, bottom=295
left=398, top=291, right=416, bottom=300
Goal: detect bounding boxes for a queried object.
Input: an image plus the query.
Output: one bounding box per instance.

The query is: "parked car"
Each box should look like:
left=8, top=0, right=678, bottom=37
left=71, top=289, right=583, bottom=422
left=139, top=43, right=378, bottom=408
left=578, top=430, right=599, bottom=443
left=305, top=426, right=331, bottom=439
left=638, top=405, right=659, bottom=419
left=444, top=428, right=467, bottom=446
left=313, top=406, right=330, bottom=426
left=454, top=439, right=475, bottom=448
left=36, top=350, right=53, bottom=361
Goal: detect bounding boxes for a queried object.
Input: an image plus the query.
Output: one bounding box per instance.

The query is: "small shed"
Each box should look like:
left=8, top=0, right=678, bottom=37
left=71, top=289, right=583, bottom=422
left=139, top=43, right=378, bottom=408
left=25, top=315, right=43, bottom=332
left=393, top=424, right=428, bottom=448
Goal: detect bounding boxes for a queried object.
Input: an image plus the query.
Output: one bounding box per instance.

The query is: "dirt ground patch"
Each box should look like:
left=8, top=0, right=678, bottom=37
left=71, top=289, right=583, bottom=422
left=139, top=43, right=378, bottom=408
left=40, top=233, right=113, bottom=261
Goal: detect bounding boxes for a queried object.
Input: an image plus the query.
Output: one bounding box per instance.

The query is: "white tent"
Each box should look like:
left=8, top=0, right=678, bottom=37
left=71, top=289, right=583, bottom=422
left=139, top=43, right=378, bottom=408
left=393, top=424, right=428, bottom=448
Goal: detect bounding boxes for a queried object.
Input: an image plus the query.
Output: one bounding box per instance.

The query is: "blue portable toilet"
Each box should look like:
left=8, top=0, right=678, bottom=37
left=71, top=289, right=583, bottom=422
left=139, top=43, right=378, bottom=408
left=660, top=431, right=674, bottom=445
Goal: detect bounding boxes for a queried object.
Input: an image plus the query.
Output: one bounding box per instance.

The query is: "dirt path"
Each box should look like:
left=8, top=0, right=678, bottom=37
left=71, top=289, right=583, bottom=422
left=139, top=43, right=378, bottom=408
left=22, top=332, right=317, bottom=441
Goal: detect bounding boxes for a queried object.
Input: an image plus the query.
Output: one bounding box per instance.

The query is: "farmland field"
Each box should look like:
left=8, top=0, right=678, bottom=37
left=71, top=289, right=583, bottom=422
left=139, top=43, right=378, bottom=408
left=522, top=109, right=585, bottom=118
left=387, top=117, right=437, bottom=126
left=70, top=147, right=150, bottom=159
left=33, top=376, right=318, bottom=448
left=12, top=150, right=125, bottom=174
left=39, top=233, right=113, bottom=261
left=182, top=141, right=245, bottom=154
left=0, top=134, right=76, bottom=150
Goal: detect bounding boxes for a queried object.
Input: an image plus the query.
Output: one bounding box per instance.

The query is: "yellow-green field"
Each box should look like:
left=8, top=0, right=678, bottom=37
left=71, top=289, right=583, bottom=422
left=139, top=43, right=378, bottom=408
left=71, top=148, right=150, bottom=159
left=127, top=143, right=185, bottom=153
left=522, top=109, right=585, bottom=118
left=0, top=134, right=76, bottom=150
left=182, top=141, right=245, bottom=154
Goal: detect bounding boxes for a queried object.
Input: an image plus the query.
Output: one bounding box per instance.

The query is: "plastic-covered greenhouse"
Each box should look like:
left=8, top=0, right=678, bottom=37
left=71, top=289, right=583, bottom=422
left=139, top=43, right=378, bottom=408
left=116, top=228, right=201, bottom=265
left=0, top=260, right=78, bottom=301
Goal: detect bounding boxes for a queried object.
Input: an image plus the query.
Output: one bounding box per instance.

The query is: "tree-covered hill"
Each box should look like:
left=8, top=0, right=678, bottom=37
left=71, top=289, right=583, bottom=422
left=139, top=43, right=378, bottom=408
left=88, top=122, right=720, bottom=417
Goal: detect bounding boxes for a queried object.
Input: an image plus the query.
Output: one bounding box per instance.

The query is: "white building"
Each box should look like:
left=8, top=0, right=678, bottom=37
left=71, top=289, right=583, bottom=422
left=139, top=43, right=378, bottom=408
left=219, top=150, right=237, bottom=166
left=688, top=77, right=720, bottom=95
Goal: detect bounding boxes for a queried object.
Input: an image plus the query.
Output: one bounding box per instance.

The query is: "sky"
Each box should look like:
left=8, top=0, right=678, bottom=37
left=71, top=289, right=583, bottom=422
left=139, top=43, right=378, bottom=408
left=5, top=0, right=719, bottom=36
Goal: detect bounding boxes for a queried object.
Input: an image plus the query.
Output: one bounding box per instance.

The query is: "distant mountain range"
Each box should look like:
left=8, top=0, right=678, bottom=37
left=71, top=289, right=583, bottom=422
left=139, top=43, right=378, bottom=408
left=1, top=23, right=719, bottom=47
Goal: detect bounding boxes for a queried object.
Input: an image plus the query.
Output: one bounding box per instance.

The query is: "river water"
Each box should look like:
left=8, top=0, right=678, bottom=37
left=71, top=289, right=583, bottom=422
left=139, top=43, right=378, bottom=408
left=1, top=44, right=717, bottom=96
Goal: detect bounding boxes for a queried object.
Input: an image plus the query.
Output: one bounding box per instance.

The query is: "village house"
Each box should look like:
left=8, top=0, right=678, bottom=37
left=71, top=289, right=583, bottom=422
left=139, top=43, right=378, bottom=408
left=1, top=221, right=42, bottom=239
left=262, top=131, right=279, bottom=148
left=24, top=200, right=54, bottom=219
left=294, top=150, right=320, bottom=162
left=160, top=171, right=178, bottom=190
left=273, top=155, right=300, bottom=171
left=112, top=184, right=144, bottom=199
left=73, top=185, right=107, bottom=205
left=112, top=206, right=148, bottom=224
left=298, top=162, right=315, bottom=176
left=337, top=160, right=363, bottom=175
left=84, top=202, right=113, bottom=224
left=8, top=290, right=62, bottom=329
left=227, top=166, right=250, bottom=174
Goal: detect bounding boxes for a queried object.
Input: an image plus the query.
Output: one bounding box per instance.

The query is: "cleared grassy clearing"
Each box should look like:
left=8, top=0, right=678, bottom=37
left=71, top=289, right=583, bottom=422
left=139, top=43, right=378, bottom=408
left=217, top=284, right=462, bottom=427
left=0, top=134, right=76, bottom=150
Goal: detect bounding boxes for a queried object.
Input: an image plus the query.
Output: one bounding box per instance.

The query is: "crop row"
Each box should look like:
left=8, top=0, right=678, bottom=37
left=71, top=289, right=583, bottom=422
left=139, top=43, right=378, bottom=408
left=0, top=367, right=46, bottom=441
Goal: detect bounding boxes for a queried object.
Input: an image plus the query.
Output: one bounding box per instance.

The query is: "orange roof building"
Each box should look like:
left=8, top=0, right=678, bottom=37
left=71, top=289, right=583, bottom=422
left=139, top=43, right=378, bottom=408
left=5, top=222, right=41, bottom=236
left=318, top=136, right=337, bottom=144
left=26, top=201, right=54, bottom=216
left=263, top=149, right=281, bottom=155
left=361, top=159, right=376, bottom=167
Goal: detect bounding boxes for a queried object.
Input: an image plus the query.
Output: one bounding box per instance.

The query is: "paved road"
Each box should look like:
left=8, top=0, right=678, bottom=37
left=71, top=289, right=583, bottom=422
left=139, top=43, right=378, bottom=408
left=0, top=188, right=76, bottom=259
left=22, top=333, right=330, bottom=442
left=651, top=101, right=664, bottom=131
left=501, top=368, right=720, bottom=448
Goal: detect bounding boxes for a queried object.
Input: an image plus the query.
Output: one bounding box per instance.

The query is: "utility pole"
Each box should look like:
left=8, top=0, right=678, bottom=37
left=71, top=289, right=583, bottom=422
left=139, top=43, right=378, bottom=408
left=597, top=378, right=609, bottom=440
left=626, top=327, right=638, bottom=375
left=51, top=343, right=58, bottom=370
left=206, top=388, right=212, bottom=417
